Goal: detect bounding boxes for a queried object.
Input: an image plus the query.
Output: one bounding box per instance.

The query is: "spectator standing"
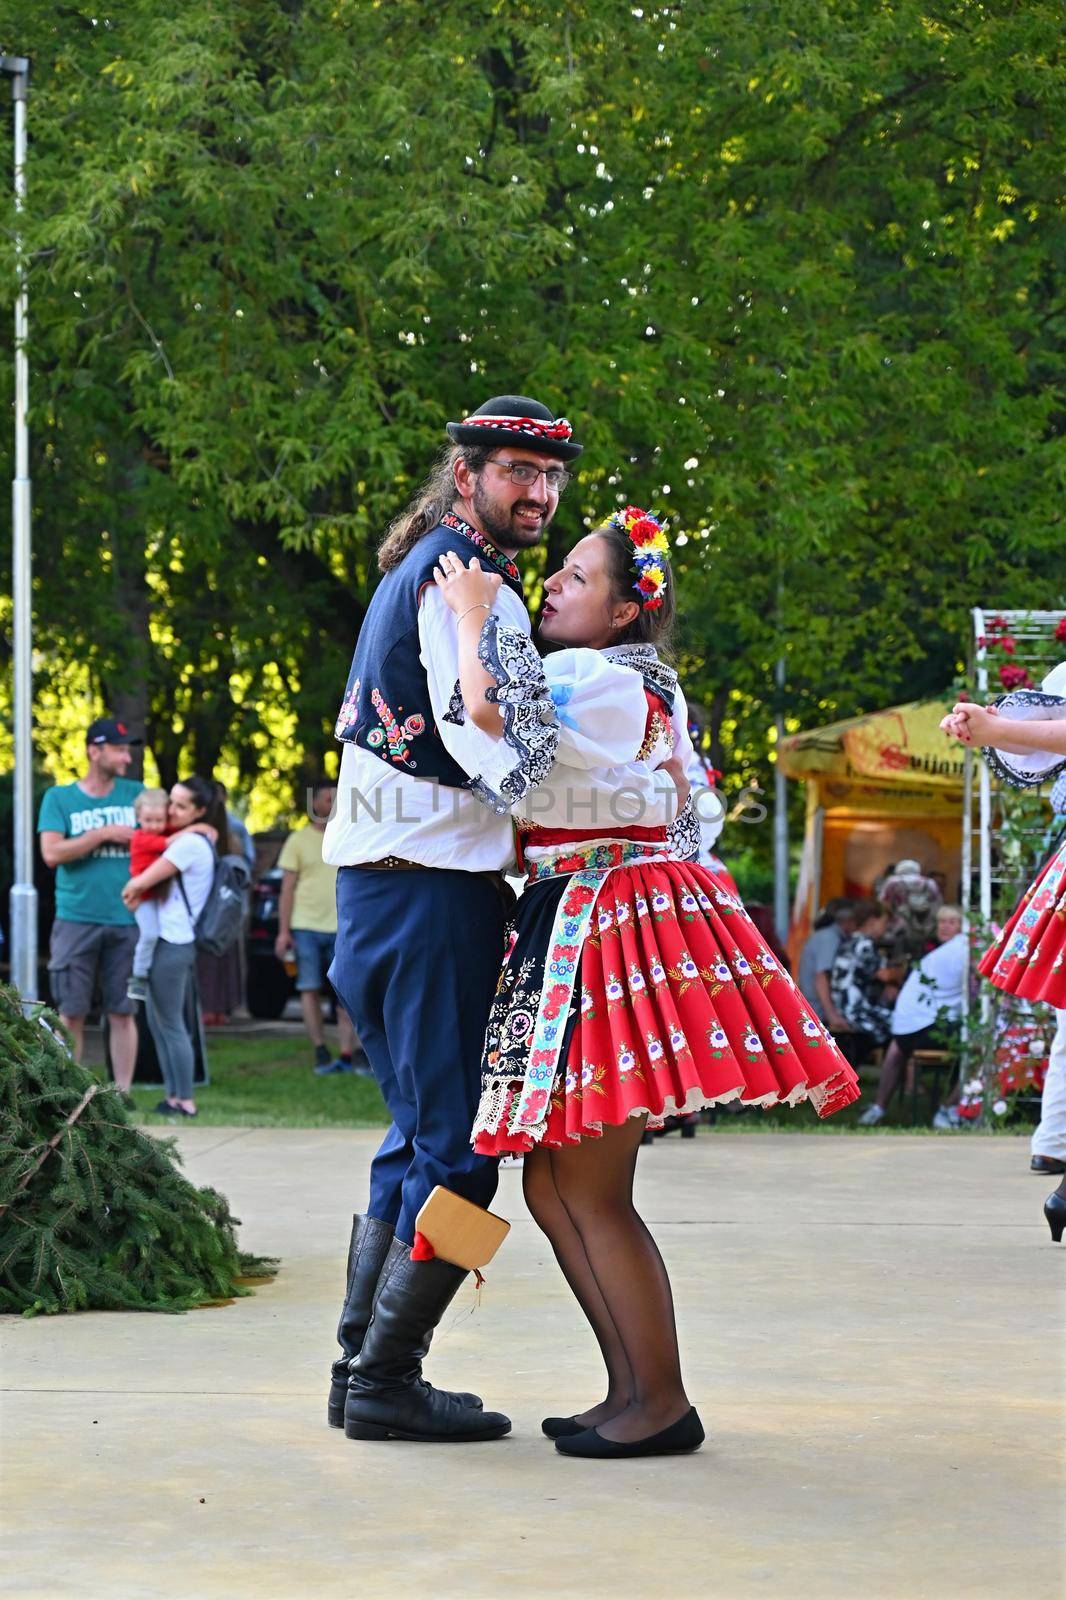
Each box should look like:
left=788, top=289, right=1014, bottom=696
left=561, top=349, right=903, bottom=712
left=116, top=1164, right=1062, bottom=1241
left=121, top=775, right=224, bottom=1118
left=858, top=905, right=967, bottom=1126
left=830, top=900, right=895, bottom=1057
left=37, top=717, right=143, bottom=1088
left=798, top=898, right=855, bottom=1030
left=879, top=858, right=943, bottom=960
left=276, top=779, right=362, bottom=1075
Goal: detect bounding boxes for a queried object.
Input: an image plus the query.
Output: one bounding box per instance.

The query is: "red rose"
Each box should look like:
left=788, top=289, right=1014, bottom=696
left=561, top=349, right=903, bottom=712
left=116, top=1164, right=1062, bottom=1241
left=999, top=663, right=1033, bottom=690
left=637, top=575, right=658, bottom=593
left=956, top=690, right=971, bottom=702
left=630, top=516, right=660, bottom=543
left=1056, top=618, right=1066, bottom=643
left=622, top=504, right=645, bottom=524
left=999, top=635, right=1016, bottom=654
left=988, top=614, right=1007, bottom=634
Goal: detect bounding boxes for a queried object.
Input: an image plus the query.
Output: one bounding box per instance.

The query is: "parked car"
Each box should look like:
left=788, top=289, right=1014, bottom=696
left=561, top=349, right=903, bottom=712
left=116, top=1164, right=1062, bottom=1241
left=246, top=867, right=296, bottom=1019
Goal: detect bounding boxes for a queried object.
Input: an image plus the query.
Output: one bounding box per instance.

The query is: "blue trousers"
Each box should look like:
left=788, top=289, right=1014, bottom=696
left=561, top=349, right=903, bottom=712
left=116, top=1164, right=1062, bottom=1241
left=329, top=866, right=505, bottom=1245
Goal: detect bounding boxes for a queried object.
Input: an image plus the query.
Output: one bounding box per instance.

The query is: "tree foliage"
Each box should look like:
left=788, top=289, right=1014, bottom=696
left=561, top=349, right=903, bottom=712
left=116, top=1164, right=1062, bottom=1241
left=0, top=1, right=1062, bottom=829
left=0, top=986, right=274, bottom=1315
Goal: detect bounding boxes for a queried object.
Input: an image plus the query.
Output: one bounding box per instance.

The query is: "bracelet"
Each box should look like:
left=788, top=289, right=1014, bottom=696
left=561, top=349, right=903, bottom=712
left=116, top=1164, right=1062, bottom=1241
left=456, top=602, right=491, bottom=627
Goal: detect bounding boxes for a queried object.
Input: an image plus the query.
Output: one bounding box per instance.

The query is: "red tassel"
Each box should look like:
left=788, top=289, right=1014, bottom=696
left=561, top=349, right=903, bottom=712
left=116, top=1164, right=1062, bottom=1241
left=410, top=1231, right=436, bottom=1261
left=474, top=1268, right=486, bottom=1289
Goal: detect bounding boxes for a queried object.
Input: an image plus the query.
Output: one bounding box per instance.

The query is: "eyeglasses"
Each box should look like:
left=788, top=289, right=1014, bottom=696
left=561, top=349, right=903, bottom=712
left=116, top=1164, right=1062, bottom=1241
left=486, top=458, right=571, bottom=493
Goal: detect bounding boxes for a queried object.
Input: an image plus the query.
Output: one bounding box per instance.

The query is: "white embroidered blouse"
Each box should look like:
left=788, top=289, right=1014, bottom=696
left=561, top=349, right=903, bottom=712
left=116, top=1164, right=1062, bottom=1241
left=323, top=587, right=682, bottom=871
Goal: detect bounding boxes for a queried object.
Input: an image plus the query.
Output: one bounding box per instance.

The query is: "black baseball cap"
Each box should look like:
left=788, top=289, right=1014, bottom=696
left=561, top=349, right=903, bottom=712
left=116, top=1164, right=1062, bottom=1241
left=86, top=716, right=142, bottom=746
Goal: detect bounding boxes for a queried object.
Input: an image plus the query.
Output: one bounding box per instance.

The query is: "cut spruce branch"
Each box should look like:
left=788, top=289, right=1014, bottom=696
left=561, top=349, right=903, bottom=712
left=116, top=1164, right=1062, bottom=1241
left=0, top=986, right=276, bottom=1317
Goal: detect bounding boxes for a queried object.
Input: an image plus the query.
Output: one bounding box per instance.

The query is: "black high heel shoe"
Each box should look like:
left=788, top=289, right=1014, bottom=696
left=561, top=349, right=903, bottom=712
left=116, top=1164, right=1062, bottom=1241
left=555, top=1406, right=705, bottom=1459
left=1044, top=1191, right=1066, bottom=1243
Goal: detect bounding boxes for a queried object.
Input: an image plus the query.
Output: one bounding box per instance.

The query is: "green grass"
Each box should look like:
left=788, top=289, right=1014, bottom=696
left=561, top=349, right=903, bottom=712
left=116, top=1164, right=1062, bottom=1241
left=129, top=1034, right=392, bottom=1128
left=125, top=1033, right=1031, bottom=1137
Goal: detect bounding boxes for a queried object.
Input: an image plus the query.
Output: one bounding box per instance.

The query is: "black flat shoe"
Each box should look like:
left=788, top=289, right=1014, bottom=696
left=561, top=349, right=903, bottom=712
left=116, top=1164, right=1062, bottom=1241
left=555, top=1407, right=705, bottom=1459
left=541, top=1415, right=585, bottom=1439
left=1031, top=1155, right=1066, bottom=1176
left=153, top=1100, right=180, bottom=1115
left=1044, top=1191, right=1066, bottom=1243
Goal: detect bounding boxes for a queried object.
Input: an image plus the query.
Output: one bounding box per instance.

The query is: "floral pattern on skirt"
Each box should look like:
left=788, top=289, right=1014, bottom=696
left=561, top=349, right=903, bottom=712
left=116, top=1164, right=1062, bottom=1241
left=978, top=837, right=1066, bottom=1009
left=473, top=860, right=860, bottom=1153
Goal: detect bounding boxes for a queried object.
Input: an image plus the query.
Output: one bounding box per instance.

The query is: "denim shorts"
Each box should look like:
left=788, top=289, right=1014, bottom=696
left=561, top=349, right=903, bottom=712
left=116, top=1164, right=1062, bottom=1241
left=292, top=927, right=337, bottom=992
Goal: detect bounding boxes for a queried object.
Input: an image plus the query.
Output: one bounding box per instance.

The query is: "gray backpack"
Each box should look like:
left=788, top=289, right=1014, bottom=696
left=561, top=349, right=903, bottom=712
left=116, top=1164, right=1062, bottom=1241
left=177, top=853, right=251, bottom=956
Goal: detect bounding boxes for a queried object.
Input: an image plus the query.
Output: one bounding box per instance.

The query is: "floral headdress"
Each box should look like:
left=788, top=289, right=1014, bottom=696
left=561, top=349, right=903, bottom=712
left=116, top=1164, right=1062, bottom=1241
left=606, top=505, right=670, bottom=611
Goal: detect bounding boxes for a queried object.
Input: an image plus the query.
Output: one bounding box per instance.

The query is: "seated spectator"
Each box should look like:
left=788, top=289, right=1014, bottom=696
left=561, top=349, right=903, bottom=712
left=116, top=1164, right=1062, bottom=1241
left=879, top=857, right=943, bottom=960
left=798, top=898, right=856, bottom=1029
left=830, top=900, right=894, bottom=1059
left=858, top=905, right=966, bottom=1125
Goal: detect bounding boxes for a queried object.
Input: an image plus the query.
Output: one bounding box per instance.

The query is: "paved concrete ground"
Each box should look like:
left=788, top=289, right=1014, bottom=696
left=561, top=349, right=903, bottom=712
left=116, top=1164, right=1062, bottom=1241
left=3, top=1132, right=1064, bottom=1600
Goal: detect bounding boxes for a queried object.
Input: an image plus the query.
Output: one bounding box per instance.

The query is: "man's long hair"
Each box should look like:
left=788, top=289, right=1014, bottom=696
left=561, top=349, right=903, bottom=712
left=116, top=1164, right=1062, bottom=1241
left=377, top=443, right=493, bottom=573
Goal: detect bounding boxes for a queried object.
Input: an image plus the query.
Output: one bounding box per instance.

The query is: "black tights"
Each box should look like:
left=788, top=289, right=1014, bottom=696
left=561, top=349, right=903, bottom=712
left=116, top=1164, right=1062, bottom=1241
left=522, top=1117, right=691, bottom=1442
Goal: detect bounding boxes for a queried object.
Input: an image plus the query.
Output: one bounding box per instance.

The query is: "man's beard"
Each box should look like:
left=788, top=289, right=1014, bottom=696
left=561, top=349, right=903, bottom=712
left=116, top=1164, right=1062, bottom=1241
left=471, top=479, right=550, bottom=551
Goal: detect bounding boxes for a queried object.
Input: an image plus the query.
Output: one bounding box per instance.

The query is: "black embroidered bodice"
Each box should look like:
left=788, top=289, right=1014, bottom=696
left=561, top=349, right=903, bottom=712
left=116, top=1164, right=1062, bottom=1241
left=334, top=515, right=525, bottom=786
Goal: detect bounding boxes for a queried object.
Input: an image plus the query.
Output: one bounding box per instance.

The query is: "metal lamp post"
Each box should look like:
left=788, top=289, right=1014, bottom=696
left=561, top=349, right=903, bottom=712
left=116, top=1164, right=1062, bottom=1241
left=2, top=53, right=36, bottom=1001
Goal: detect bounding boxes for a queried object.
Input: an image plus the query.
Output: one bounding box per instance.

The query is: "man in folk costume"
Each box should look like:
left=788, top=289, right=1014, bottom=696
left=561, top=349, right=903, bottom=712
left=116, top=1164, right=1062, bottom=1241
left=323, top=397, right=680, bottom=1442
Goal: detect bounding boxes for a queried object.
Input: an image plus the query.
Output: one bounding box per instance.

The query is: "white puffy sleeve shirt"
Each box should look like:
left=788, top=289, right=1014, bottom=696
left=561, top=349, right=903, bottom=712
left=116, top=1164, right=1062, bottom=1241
left=461, top=621, right=686, bottom=836
left=322, top=595, right=683, bottom=870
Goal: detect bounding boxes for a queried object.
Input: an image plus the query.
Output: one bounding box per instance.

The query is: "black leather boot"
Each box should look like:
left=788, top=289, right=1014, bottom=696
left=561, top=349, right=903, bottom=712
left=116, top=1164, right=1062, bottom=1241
left=328, top=1216, right=482, bottom=1426
left=344, top=1239, right=511, bottom=1442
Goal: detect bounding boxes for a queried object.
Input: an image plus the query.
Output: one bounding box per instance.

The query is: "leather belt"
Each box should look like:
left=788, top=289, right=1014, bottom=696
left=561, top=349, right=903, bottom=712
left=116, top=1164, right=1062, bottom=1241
left=357, top=856, right=423, bottom=871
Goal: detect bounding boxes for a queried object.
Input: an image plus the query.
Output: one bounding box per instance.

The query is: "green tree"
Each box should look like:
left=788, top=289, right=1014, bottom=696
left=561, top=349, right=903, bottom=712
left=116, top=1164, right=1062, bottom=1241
left=0, top=1, right=1061, bottom=851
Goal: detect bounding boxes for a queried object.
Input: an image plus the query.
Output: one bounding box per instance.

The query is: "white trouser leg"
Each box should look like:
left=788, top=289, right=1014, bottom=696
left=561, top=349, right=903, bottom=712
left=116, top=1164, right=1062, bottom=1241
left=1031, top=1008, right=1066, bottom=1160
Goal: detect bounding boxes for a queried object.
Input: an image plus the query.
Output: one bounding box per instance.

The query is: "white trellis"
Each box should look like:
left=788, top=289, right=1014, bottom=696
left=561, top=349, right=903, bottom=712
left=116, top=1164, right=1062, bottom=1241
left=962, top=608, right=1066, bottom=1038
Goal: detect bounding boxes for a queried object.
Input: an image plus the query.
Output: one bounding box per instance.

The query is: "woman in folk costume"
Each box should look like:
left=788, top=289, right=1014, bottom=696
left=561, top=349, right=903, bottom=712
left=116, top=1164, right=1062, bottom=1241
left=942, top=666, right=1066, bottom=1241
left=434, top=507, right=860, bottom=1460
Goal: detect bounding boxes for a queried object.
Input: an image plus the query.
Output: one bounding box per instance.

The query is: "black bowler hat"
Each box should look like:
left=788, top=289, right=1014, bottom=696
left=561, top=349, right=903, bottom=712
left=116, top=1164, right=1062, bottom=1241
left=446, top=394, right=583, bottom=461
left=87, top=716, right=142, bottom=746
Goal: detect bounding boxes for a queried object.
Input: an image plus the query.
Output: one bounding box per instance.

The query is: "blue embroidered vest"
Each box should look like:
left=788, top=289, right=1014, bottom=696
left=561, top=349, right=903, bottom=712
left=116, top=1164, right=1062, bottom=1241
left=334, top=513, right=526, bottom=785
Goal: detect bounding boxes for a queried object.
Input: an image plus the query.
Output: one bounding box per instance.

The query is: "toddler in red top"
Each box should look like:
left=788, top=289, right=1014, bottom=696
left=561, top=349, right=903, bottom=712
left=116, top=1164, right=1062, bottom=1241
left=127, top=789, right=171, bottom=1001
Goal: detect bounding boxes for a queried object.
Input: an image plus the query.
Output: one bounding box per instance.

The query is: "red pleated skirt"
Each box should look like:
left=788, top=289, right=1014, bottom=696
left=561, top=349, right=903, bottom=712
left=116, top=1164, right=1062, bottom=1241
left=978, top=838, right=1066, bottom=1009
left=474, top=860, right=860, bottom=1154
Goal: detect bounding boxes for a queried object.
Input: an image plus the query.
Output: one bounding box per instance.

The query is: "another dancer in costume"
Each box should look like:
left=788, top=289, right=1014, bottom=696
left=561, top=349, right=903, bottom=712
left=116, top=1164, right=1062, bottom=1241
left=942, top=665, right=1066, bottom=1241
left=322, top=400, right=678, bottom=1444
left=434, top=507, right=860, bottom=1460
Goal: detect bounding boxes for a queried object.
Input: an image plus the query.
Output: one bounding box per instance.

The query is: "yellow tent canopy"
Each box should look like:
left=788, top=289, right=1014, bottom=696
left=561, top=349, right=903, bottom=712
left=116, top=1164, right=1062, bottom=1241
left=778, top=697, right=963, bottom=790
left=779, top=697, right=964, bottom=964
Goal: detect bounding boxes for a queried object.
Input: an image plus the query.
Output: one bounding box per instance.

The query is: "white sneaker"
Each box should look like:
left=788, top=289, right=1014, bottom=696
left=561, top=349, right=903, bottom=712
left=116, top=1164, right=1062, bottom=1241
left=857, top=1104, right=885, bottom=1127
left=932, top=1106, right=961, bottom=1130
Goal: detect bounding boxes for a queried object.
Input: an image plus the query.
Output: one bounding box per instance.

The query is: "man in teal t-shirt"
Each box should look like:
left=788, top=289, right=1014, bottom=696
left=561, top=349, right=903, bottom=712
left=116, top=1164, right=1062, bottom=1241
left=37, top=717, right=144, bottom=1086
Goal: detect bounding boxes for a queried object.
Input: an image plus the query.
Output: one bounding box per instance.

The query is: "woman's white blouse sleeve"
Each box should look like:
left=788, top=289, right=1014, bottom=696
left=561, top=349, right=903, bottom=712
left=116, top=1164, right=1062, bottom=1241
left=541, top=649, right=650, bottom=768
left=984, top=663, right=1066, bottom=789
